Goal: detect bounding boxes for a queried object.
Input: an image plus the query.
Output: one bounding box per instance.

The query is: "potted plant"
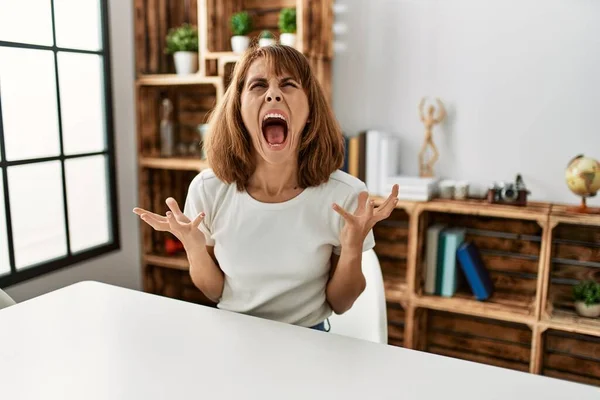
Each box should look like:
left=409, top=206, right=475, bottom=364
left=230, top=11, right=252, bottom=54
left=278, top=7, right=296, bottom=47
left=258, top=30, right=276, bottom=47
left=573, top=280, right=600, bottom=318
left=165, top=23, right=199, bottom=75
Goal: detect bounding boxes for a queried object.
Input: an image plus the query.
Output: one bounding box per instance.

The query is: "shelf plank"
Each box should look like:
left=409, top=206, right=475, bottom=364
left=542, top=309, right=600, bottom=337
left=144, top=254, right=189, bottom=270
left=136, top=74, right=222, bottom=86
left=414, top=293, right=536, bottom=325
left=550, top=203, right=600, bottom=226
left=384, top=278, right=408, bottom=304
left=418, top=198, right=550, bottom=223
left=204, top=51, right=239, bottom=60
left=140, top=157, right=209, bottom=171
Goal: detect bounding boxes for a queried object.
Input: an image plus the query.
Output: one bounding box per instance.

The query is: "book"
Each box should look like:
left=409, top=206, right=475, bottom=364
left=457, top=241, right=494, bottom=301
left=440, top=228, right=466, bottom=297
left=425, top=224, right=446, bottom=295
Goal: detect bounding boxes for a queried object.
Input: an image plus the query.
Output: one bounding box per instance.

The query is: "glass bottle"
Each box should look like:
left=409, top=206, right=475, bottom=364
left=160, top=98, right=174, bottom=157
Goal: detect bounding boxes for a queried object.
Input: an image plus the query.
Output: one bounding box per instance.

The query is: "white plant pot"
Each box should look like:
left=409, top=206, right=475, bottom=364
left=575, top=301, right=600, bottom=318
left=259, top=38, right=277, bottom=47
left=231, top=35, right=250, bottom=54
left=279, top=33, right=296, bottom=47
left=173, top=51, right=198, bottom=75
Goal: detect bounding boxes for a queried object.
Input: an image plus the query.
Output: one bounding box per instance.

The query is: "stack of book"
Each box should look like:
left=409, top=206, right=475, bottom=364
left=342, top=130, right=400, bottom=196
left=385, top=176, right=439, bottom=201
left=424, top=224, right=494, bottom=301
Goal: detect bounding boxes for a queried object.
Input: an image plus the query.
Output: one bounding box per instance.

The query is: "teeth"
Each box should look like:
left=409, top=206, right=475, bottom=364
left=263, top=113, right=287, bottom=123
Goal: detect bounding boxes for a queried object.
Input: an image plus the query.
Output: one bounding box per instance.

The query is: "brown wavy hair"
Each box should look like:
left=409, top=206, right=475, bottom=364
left=204, top=44, right=344, bottom=191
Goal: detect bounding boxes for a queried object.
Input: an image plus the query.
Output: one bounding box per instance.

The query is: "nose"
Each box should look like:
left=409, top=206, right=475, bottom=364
left=265, top=86, right=282, bottom=103
left=266, top=95, right=281, bottom=102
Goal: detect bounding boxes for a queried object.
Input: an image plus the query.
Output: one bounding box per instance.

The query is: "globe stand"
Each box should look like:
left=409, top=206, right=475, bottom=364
left=568, top=196, right=600, bottom=214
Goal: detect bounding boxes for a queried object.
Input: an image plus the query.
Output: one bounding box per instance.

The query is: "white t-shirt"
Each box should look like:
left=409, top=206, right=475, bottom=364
left=183, top=168, right=376, bottom=327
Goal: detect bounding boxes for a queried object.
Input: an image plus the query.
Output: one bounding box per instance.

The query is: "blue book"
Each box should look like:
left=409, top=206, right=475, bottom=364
left=440, top=228, right=466, bottom=297
left=434, top=231, right=447, bottom=295
left=457, top=241, right=494, bottom=301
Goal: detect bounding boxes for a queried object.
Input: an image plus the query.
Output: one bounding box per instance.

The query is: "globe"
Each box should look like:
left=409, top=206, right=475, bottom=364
left=565, top=155, right=600, bottom=211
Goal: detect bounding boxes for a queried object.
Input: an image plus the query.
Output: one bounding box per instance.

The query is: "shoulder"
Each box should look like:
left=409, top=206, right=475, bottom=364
left=186, top=168, right=235, bottom=209
left=188, top=168, right=229, bottom=195
left=325, top=170, right=368, bottom=198
left=310, top=170, right=368, bottom=208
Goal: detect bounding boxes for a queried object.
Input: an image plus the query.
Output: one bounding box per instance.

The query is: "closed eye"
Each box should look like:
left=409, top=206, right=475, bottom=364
left=250, top=83, right=267, bottom=90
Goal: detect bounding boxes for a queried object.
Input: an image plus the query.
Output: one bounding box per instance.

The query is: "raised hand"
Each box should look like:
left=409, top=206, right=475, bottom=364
left=332, top=184, right=399, bottom=251
left=133, top=197, right=206, bottom=247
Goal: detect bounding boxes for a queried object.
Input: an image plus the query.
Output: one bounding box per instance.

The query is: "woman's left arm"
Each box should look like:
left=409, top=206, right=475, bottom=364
left=326, top=185, right=399, bottom=314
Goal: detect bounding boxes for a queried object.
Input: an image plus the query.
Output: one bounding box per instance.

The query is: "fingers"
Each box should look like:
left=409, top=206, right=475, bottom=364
left=165, top=197, right=184, bottom=216
left=133, top=207, right=167, bottom=222
left=374, top=184, right=400, bottom=220
left=365, top=198, right=375, bottom=219
left=139, top=213, right=169, bottom=231
left=166, top=211, right=183, bottom=232
left=354, top=191, right=369, bottom=214
left=191, top=211, right=206, bottom=230
left=332, top=203, right=354, bottom=223
left=376, top=184, right=399, bottom=211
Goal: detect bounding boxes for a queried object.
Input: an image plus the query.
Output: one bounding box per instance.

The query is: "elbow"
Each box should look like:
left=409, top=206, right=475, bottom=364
left=189, top=270, right=220, bottom=303
left=330, top=277, right=367, bottom=315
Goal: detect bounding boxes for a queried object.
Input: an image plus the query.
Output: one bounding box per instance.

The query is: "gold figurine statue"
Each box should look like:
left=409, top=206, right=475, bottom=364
left=418, top=97, right=446, bottom=177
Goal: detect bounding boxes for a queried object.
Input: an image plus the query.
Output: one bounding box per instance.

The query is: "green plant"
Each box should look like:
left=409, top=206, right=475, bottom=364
left=278, top=8, right=296, bottom=33
left=165, top=23, right=198, bottom=54
left=573, top=280, right=600, bottom=306
left=260, top=30, right=275, bottom=39
left=230, top=11, right=252, bottom=36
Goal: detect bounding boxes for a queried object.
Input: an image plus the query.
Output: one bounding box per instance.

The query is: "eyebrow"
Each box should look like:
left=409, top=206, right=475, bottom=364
left=247, top=77, right=267, bottom=87
left=280, top=76, right=299, bottom=84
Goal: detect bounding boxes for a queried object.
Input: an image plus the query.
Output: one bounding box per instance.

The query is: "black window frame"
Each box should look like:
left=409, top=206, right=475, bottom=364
left=0, top=0, right=120, bottom=288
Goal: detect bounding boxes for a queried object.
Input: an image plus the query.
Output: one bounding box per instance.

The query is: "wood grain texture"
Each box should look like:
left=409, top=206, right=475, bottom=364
left=424, top=311, right=532, bottom=372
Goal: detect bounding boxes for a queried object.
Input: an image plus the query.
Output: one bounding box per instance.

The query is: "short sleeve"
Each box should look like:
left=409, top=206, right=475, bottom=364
left=332, top=186, right=376, bottom=255
left=183, top=172, right=215, bottom=246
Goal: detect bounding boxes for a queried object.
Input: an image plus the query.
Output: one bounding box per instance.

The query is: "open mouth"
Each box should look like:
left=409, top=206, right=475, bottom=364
left=261, top=112, right=288, bottom=149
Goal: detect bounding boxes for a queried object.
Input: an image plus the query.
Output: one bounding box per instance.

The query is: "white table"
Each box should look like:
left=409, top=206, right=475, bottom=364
left=0, top=281, right=598, bottom=399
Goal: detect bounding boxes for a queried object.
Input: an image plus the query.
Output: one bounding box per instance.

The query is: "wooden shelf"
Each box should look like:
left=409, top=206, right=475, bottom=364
left=136, top=74, right=223, bottom=87
left=139, top=157, right=209, bottom=171
left=144, top=254, right=189, bottom=270
left=550, top=203, right=600, bottom=226
left=418, top=198, right=550, bottom=223
left=542, top=309, right=600, bottom=337
left=204, top=51, right=239, bottom=60
left=414, top=293, right=536, bottom=326
left=384, top=278, right=408, bottom=304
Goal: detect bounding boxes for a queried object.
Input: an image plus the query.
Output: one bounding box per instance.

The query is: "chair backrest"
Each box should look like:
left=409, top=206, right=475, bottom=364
left=327, top=249, right=388, bottom=344
left=0, top=289, right=16, bottom=310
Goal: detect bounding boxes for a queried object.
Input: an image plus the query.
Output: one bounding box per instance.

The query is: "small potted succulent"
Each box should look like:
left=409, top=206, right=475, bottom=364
left=573, top=280, right=600, bottom=318
left=278, top=7, right=296, bottom=47
left=258, top=30, right=276, bottom=47
left=165, top=23, right=199, bottom=75
left=230, top=11, right=252, bottom=54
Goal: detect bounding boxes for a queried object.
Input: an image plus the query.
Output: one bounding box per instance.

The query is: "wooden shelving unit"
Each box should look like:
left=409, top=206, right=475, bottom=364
left=371, top=197, right=600, bottom=387
left=133, top=0, right=599, bottom=389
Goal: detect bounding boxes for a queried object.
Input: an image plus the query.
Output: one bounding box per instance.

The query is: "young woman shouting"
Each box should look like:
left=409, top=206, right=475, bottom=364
left=134, top=44, right=399, bottom=331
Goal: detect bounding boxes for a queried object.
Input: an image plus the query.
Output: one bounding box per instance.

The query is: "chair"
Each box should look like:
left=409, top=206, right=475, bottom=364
left=0, top=288, right=16, bottom=310
left=327, top=249, right=388, bottom=344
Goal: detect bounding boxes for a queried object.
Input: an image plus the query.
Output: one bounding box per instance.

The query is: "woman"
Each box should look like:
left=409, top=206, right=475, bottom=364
left=134, top=44, right=399, bottom=331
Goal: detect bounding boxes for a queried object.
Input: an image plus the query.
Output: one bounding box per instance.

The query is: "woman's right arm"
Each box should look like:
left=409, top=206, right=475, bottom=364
left=133, top=197, right=224, bottom=302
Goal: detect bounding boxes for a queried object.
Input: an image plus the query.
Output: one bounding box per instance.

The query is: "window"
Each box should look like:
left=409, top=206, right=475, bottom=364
left=0, top=0, right=119, bottom=287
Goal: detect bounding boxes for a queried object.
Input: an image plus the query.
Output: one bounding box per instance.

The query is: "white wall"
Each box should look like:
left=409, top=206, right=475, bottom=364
left=6, top=0, right=140, bottom=302
left=333, top=0, right=600, bottom=205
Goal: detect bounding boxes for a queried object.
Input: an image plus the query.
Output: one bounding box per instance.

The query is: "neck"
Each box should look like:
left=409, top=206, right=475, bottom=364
left=249, top=157, right=299, bottom=196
